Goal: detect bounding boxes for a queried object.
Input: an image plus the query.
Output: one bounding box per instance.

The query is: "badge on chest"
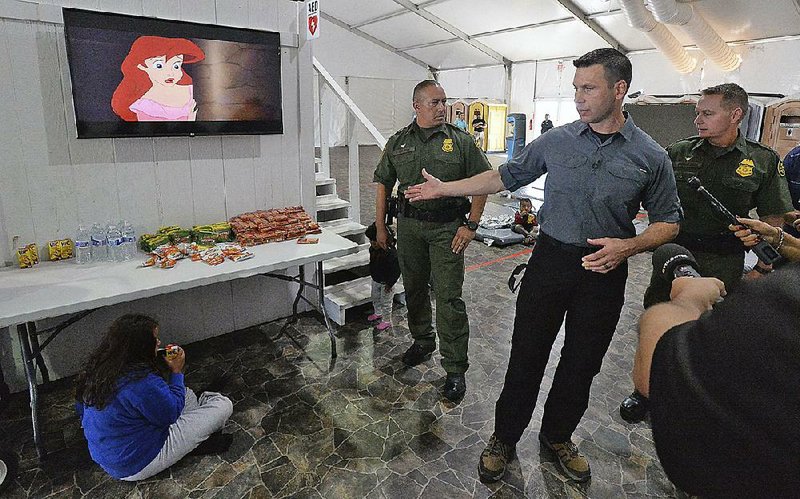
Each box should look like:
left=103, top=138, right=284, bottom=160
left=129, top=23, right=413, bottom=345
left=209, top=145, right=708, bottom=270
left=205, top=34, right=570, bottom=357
left=442, top=138, right=453, bottom=153
left=736, top=158, right=754, bottom=177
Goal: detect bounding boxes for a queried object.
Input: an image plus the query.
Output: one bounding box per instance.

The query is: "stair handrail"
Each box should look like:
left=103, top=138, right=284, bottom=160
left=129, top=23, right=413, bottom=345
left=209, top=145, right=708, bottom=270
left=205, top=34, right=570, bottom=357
left=313, top=57, right=387, bottom=150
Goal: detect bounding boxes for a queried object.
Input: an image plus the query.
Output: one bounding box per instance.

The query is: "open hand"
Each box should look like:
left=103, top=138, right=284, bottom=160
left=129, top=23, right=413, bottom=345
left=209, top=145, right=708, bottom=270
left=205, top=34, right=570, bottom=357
left=405, top=169, right=445, bottom=202
left=451, top=226, right=475, bottom=254
left=581, top=237, right=634, bottom=273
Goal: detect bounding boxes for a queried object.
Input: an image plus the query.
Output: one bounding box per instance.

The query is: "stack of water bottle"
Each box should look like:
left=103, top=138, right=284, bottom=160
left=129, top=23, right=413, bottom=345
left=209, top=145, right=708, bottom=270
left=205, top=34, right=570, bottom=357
left=74, top=221, right=137, bottom=264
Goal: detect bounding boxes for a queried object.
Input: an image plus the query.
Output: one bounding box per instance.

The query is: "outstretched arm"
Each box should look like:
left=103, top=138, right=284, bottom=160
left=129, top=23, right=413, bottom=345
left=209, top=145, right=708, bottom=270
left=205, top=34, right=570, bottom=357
left=633, top=277, right=725, bottom=396
left=404, top=168, right=505, bottom=201
left=731, top=217, right=800, bottom=263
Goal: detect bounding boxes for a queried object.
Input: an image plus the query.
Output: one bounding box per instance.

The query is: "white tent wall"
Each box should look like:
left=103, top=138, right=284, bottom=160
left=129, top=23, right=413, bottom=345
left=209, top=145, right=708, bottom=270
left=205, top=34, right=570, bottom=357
left=509, top=62, right=537, bottom=143
left=0, top=0, right=314, bottom=392
left=437, top=66, right=507, bottom=101
left=313, top=19, right=429, bottom=146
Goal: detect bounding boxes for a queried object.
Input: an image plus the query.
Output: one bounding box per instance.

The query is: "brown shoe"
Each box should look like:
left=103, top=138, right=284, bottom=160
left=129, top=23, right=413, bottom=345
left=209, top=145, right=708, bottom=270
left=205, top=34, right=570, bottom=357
left=538, top=433, right=591, bottom=482
left=478, top=434, right=516, bottom=483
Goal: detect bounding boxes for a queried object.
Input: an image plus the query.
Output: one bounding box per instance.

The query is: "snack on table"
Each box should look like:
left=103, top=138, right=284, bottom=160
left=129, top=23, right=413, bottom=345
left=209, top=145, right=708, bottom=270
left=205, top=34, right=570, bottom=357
left=192, top=223, right=233, bottom=246
left=297, top=237, right=319, bottom=244
left=229, top=207, right=321, bottom=246
left=17, top=243, right=39, bottom=269
left=158, top=226, right=192, bottom=245
left=139, top=233, right=171, bottom=252
left=48, top=239, right=74, bottom=260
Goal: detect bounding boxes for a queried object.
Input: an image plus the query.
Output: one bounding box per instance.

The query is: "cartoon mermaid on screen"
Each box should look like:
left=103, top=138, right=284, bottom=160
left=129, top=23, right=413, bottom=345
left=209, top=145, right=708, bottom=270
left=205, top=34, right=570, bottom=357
left=111, top=36, right=205, bottom=122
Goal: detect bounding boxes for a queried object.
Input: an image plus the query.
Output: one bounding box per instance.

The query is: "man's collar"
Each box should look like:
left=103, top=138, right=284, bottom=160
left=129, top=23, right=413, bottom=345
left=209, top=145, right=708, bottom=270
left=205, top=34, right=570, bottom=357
left=691, top=131, right=745, bottom=154
left=413, top=120, right=450, bottom=141
left=578, top=111, right=634, bottom=140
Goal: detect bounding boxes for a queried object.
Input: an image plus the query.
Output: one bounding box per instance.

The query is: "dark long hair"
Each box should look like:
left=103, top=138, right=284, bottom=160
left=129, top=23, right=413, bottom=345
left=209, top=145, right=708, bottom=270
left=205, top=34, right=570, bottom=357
left=75, top=314, right=160, bottom=409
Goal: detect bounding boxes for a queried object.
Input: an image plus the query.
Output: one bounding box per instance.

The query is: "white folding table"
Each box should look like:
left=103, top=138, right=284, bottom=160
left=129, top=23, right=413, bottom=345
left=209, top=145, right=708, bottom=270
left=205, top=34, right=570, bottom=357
left=0, top=229, right=357, bottom=459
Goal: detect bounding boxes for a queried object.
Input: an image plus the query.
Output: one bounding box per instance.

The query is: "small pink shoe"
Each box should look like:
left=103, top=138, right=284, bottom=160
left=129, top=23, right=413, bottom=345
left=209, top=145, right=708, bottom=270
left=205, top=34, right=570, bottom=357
left=367, top=313, right=382, bottom=322
left=375, top=321, right=391, bottom=331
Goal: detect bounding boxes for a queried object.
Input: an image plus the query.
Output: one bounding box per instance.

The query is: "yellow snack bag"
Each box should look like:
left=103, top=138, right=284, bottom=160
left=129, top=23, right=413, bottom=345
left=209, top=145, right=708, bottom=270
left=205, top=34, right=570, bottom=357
left=17, top=243, right=39, bottom=268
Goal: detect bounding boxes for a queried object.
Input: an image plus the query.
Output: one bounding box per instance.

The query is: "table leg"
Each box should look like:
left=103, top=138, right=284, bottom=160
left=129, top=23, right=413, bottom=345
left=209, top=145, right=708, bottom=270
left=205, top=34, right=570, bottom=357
left=27, top=321, right=49, bottom=384
left=17, top=324, right=47, bottom=459
left=290, top=266, right=305, bottom=322
left=317, top=261, right=337, bottom=359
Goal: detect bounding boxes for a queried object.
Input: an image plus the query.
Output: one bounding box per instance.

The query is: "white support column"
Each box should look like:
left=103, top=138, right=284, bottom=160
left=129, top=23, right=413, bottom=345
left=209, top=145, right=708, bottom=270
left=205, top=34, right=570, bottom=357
left=317, top=75, right=331, bottom=178
left=346, top=77, right=361, bottom=224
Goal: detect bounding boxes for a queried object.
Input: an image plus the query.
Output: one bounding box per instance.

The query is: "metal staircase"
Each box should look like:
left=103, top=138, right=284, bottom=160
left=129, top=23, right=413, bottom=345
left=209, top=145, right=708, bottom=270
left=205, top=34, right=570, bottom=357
left=313, top=60, right=404, bottom=325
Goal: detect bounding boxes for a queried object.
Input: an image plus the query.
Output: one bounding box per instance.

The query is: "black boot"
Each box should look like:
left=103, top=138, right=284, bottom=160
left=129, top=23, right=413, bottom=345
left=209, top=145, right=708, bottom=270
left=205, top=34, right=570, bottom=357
left=402, top=342, right=435, bottom=366
left=619, top=390, right=649, bottom=423
left=442, top=373, right=466, bottom=401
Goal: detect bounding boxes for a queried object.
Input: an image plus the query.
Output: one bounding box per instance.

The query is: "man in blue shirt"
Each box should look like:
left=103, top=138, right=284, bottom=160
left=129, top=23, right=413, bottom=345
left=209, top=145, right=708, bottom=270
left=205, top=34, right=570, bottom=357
left=783, top=143, right=800, bottom=237
left=405, top=48, right=681, bottom=484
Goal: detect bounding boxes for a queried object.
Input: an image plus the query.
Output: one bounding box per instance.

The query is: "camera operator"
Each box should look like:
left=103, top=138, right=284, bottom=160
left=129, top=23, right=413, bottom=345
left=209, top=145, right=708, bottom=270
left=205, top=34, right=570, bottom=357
left=633, top=263, right=800, bottom=497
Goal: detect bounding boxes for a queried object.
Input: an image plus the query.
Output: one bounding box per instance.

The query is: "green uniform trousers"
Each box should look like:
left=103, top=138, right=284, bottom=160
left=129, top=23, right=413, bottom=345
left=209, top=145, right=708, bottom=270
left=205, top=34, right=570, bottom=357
left=643, top=251, right=744, bottom=309
left=396, top=216, right=470, bottom=373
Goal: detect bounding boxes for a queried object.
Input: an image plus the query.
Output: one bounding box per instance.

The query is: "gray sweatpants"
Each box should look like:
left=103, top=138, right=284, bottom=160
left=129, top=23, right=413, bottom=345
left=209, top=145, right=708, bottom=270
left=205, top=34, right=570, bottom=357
left=121, top=389, right=233, bottom=481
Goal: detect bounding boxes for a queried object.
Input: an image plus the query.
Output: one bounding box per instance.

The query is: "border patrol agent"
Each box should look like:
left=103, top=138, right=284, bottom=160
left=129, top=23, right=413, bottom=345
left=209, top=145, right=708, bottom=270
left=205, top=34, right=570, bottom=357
left=373, top=80, right=490, bottom=402
left=621, top=83, right=793, bottom=424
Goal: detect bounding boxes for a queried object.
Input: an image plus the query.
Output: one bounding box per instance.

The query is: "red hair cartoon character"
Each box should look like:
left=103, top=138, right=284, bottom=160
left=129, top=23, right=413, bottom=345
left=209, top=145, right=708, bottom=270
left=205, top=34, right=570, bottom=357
left=111, top=36, right=205, bottom=122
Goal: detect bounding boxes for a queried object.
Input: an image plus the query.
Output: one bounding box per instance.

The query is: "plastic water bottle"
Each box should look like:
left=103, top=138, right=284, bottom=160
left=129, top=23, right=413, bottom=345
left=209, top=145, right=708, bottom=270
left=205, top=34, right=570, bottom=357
left=106, top=224, right=124, bottom=262
left=74, top=224, right=91, bottom=264
left=120, top=220, right=136, bottom=261
left=90, top=223, right=107, bottom=262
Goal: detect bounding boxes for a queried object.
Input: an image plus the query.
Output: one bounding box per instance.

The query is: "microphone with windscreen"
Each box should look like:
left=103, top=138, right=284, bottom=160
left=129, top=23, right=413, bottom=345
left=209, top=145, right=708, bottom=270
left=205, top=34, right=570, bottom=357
left=687, top=176, right=781, bottom=265
left=652, top=243, right=701, bottom=282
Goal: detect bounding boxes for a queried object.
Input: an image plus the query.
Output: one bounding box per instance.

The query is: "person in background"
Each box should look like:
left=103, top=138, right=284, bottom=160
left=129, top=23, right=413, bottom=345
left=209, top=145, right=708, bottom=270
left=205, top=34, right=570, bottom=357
left=365, top=222, right=401, bottom=331
left=471, top=110, right=487, bottom=148
left=540, top=113, right=554, bottom=134
left=632, top=260, right=800, bottom=497
left=373, top=80, right=490, bottom=402
left=620, top=83, right=793, bottom=424
left=511, top=197, right=538, bottom=245
left=454, top=111, right=468, bottom=132
left=781, top=143, right=800, bottom=237
left=404, top=48, right=681, bottom=484
left=75, top=314, right=233, bottom=481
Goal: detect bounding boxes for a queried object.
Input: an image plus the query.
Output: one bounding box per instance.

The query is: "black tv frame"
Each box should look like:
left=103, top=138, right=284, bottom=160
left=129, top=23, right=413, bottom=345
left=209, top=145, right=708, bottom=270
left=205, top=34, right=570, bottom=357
left=63, top=8, right=283, bottom=138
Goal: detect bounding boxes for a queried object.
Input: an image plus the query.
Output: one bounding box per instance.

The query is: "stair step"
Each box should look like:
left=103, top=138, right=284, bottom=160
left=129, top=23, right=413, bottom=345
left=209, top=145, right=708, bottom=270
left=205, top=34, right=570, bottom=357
left=323, top=246, right=370, bottom=274
left=319, top=220, right=367, bottom=237
left=316, top=197, right=350, bottom=212
left=315, top=176, right=336, bottom=186
left=324, top=276, right=405, bottom=326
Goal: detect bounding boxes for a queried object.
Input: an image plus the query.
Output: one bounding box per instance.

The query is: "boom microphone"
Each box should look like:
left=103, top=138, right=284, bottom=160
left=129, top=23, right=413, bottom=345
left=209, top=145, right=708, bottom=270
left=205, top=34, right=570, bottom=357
left=687, top=176, right=781, bottom=265
left=653, top=243, right=701, bottom=282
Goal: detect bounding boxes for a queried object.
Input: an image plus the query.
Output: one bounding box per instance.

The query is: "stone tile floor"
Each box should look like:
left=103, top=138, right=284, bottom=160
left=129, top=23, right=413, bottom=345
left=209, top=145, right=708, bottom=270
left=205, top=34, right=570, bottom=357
left=0, top=239, right=685, bottom=498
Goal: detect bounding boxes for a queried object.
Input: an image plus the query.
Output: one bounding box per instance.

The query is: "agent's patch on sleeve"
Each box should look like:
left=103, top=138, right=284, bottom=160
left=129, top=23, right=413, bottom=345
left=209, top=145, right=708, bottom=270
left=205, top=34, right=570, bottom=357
left=778, top=160, right=786, bottom=177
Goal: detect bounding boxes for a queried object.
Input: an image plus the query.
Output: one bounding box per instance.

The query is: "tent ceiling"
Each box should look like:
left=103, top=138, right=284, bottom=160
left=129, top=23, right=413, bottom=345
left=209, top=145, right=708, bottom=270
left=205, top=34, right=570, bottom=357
left=321, top=0, right=800, bottom=70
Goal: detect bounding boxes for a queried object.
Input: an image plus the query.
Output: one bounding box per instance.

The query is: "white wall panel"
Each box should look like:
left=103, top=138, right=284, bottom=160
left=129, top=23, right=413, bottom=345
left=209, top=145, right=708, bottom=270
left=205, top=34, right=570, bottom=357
left=438, top=69, right=470, bottom=97
left=0, top=0, right=309, bottom=391
left=426, top=0, right=570, bottom=36
left=221, top=136, right=257, bottom=218
left=187, top=137, right=226, bottom=223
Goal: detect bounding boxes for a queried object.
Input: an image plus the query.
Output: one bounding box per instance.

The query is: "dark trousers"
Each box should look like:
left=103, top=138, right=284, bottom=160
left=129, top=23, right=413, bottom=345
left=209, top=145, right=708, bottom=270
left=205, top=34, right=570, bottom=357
left=494, top=235, right=628, bottom=444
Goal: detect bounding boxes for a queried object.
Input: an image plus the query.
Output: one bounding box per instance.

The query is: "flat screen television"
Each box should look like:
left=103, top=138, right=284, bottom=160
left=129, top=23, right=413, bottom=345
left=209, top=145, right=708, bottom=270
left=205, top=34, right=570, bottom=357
left=63, top=8, right=283, bottom=138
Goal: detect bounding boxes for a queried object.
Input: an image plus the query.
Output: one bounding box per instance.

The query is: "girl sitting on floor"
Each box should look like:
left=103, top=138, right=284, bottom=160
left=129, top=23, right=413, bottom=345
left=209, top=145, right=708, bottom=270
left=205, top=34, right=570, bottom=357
left=74, top=314, right=233, bottom=480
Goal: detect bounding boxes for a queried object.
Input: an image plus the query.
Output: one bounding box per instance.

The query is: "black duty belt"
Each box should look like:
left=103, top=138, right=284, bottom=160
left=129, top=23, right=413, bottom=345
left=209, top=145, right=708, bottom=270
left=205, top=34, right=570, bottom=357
left=675, top=232, right=745, bottom=256
left=538, top=232, right=595, bottom=256
left=398, top=197, right=466, bottom=223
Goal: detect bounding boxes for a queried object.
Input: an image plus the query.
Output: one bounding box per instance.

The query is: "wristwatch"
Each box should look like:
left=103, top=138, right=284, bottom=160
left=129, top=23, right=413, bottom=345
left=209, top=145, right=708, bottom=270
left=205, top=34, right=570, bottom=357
left=463, top=220, right=479, bottom=231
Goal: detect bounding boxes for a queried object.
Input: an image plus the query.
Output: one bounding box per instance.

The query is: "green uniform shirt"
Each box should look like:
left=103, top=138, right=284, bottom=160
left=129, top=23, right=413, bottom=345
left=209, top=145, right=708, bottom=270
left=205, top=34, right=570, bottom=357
left=373, top=121, right=492, bottom=212
left=669, top=133, right=792, bottom=236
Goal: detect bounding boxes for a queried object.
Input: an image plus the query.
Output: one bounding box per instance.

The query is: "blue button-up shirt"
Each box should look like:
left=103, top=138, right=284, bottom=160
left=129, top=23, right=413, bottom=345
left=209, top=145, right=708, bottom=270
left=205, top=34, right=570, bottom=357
left=499, top=115, right=681, bottom=247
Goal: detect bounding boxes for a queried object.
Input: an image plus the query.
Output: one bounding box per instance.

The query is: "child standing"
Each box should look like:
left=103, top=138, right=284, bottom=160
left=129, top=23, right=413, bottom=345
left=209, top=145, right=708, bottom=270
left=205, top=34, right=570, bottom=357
left=364, top=223, right=401, bottom=331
